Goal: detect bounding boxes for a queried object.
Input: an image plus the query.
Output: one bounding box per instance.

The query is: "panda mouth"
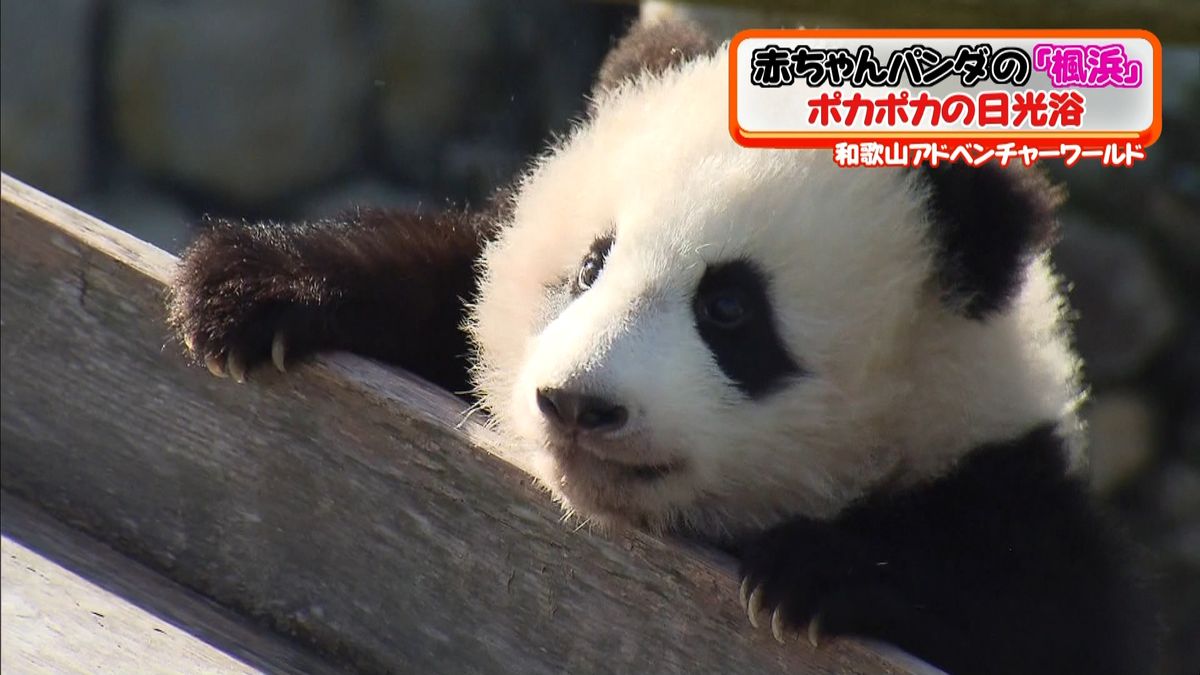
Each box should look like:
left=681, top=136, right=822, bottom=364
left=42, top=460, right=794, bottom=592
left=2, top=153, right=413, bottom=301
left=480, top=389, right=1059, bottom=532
left=550, top=442, right=684, bottom=482
left=605, top=457, right=683, bottom=481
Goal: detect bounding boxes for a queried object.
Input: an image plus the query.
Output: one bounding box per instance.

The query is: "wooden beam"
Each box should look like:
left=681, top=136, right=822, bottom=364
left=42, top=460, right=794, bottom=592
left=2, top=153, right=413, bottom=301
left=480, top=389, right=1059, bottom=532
left=0, top=173, right=942, bottom=674
left=1, top=492, right=344, bottom=674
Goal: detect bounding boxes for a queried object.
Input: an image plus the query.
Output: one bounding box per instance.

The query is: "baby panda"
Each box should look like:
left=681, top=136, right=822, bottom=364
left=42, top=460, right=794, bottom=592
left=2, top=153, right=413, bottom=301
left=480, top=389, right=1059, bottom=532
left=169, top=18, right=1156, bottom=675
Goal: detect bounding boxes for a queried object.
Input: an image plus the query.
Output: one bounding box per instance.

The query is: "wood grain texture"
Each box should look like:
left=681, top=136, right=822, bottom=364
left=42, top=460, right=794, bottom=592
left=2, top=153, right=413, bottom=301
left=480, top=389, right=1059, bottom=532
left=2, top=537, right=258, bottom=675
left=2, top=492, right=344, bottom=675
left=0, top=173, right=942, bottom=674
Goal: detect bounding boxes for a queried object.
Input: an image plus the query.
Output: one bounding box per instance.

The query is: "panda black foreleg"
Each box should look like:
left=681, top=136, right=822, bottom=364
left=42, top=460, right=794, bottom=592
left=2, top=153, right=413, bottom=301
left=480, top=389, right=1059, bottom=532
left=734, top=425, right=1154, bottom=675
left=169, top=208, right=489, bottom=394
left=736, top=514, right=967, bottom=667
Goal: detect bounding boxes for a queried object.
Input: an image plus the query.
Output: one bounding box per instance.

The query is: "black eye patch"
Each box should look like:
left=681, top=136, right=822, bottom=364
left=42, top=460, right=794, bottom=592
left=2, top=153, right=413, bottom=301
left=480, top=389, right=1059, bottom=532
left=693, top=260, right=803, bottom=398
left=570, top=234, right=615, bottom=296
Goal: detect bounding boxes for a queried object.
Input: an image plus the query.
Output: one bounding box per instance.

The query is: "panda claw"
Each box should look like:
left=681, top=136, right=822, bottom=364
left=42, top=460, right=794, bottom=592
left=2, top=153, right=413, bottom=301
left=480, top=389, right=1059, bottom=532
left=739, top=577, right=752, bottom=610
left=807, top=614, right=822, bottom=648
left=227, top=352, right=247, bottom=383
left=271, top=331, right=288, bottom=373
left=183, top=333, right=196, bottom=353
left=747, top=585, right=764, bottom=628
left=771, top=607, right=786, bottom=644
left=205, top=355, right=227, bottom=378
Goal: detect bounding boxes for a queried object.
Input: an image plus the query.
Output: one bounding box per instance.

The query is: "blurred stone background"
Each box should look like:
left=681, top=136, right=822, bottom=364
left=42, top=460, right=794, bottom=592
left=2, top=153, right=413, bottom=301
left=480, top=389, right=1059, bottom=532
left=1, top=0, right=1197, bottom=672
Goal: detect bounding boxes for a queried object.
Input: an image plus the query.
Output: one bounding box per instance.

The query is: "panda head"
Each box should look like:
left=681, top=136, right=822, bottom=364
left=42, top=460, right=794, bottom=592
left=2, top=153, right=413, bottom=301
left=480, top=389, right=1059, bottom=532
left=468, top=20, right=1080, bottom=537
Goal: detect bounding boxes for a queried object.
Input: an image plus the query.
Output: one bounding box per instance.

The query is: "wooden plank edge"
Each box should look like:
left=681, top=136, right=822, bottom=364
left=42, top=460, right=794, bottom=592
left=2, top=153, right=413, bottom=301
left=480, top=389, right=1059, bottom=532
left=1, top=491, right=347, bottom=675
left=0, top=172, right=942, bottom=674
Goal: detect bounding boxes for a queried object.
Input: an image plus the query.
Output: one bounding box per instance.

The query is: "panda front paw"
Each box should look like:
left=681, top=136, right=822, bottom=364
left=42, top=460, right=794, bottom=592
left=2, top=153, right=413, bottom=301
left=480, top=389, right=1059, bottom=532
left=169, top=223, right=323, bottom=382
left=737, top=518, right=904, bottom=647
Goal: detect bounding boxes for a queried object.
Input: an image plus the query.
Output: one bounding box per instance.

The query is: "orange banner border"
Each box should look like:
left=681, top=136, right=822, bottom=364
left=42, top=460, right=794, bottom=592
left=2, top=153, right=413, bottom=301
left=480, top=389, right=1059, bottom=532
left=728, top=29, right=1163, bottom=150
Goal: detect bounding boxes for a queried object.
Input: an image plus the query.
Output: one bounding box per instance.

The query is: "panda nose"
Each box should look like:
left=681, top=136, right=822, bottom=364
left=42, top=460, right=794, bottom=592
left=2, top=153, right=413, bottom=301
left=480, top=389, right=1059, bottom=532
left=536, top=388, right=628, bottom=434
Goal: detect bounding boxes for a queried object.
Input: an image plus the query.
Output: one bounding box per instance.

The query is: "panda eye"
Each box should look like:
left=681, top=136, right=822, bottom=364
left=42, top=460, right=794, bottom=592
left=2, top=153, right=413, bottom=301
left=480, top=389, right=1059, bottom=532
left=697, top=288, right=751, bottom=329
left=571, top=234, right=615, bottom=296
left=692, top=260, right=802, bottom=398
left=577, top=254, right=603, bottom=291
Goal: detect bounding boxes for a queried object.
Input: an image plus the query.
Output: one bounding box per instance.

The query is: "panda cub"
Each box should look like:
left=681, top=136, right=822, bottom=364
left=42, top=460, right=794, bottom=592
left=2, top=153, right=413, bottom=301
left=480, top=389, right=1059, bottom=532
left=170, top=19, right=1155, bottom=675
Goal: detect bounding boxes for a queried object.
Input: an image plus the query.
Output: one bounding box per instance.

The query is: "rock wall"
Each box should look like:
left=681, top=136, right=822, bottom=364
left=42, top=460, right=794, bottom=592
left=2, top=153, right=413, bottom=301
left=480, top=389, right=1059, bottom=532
left=1, top=0, right=628, bottom=248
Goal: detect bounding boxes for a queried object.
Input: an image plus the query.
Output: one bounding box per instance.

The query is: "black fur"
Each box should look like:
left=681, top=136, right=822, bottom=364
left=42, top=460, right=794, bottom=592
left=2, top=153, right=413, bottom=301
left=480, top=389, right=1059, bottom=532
left=169, top=207, right=491, bottom=394
left=693, top=260, right=803, bottom=398
left=729, top=425, right=1158, bottom=675
left=920, top=164, right=1063, bottom=319
left=592, top=17, right=714, bottom=99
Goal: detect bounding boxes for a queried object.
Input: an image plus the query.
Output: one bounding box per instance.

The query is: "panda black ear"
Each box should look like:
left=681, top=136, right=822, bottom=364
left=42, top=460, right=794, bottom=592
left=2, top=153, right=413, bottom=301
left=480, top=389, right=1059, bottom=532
left=919, top=164, right=1065, bottom=319
left=592, top=18, right=714, bottom=99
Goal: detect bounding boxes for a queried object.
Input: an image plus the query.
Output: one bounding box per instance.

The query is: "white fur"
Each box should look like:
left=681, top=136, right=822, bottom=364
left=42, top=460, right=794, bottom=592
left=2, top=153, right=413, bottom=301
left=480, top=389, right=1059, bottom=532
left=467, top=49, right=1082, bottom=537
